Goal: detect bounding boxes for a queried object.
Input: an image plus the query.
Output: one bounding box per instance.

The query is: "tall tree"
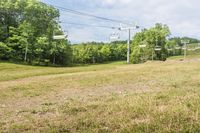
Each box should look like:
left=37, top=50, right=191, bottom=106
left=131, top=23, right=171, bottom=63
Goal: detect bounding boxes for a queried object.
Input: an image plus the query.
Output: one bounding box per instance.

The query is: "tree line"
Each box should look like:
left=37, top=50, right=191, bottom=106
left=0, top=0, right=71, bottom=65
left=0, top=0, right=199, bottom=66
left=130, top=23, right=200, bottom=63
left=72, top=42, right=127, bottom=64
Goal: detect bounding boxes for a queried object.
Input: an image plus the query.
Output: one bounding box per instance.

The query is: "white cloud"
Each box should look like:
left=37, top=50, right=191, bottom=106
left=67, top=28, right=95, bottom=43
left=102, top=0, right=132, bottom=5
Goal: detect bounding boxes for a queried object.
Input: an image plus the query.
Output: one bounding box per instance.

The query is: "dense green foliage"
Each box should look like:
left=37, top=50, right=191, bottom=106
left=72, top=42, right=127, bottom=64
left=0, top=0, right=72, bottom=65
left=0, top=0, right=126, bottom=65
left=131, top=23, right=170, bottom=63
left=130, top=24, right=200, bottom=64
left=170, top=37, right=200, bottom=46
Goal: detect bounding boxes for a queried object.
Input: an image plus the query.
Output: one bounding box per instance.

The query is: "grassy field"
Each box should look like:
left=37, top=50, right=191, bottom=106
left=0, top=55, right=200, bottom=132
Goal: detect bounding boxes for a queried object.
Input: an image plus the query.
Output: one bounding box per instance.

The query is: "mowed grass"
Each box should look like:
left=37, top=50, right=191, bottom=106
left=0, top=56, right=200, bottom=132
left=0, top=61, right=125, bottom=82
left=168, top=54, right=200, bottom=60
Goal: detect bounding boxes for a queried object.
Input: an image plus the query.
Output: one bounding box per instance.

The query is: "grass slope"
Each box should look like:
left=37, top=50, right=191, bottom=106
left=0, top=56, right=200, bottom=132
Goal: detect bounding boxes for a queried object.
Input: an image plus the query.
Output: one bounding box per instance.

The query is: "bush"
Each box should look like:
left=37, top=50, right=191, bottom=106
left=0, top=42, right=12, bottom=60
left=44, top=59, right=50, bottom=66
left=130, top=46, right=140, bottom=64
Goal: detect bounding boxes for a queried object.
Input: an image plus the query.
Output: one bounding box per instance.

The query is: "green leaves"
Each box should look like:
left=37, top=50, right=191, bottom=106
left=0, top=0, right=72, bottom=65
left=131, top=23, right=170, bottom=63
left=0, top=42, right=12, bottom=60
left=71, top=43, right=126, bottom=64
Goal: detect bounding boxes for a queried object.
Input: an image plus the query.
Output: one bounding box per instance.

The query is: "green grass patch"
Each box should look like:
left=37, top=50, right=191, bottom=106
left=0, top=57, right=200, bottom=132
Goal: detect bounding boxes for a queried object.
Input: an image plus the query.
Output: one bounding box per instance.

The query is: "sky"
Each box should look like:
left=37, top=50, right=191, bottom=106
left=41, top=0, right=200, bottom=43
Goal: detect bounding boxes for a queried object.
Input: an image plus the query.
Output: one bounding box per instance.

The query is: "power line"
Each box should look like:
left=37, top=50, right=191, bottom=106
left=61, top=21, right=121, bottom=30
left=44, top=2, right=144, bottom=30
left=47, top=4, right=131, bottom=25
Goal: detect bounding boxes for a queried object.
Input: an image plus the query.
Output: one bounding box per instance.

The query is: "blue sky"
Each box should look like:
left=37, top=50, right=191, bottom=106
left=41, top=0, right=200, bottom=43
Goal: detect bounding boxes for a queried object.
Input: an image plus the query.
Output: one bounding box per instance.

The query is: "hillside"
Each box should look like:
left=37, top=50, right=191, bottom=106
left=0, top=55, right=200, bottom=132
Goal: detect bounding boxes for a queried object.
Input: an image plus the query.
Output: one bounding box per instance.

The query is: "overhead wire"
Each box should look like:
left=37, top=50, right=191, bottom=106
left=43, top=1, right=145, bottom=44
left=53, top=5, right=131, bottom=25
left=42, top=2, right=147, bottom=31
left=60, top=21, right=121, bottom=30
left=43, top=1, right=133, bottom=25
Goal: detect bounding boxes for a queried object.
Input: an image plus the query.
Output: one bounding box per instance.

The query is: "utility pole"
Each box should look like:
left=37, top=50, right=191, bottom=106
left=120, top=24, right=139, bottom=64
left=24, top=31, right=29, bottom=62
left=184, top=43, right=187, bottom=60
left=24, top=43, right=28, bottom=62
left=181, top=40, right=190, bottom=60
left=127, top=29, right=131, bottom=63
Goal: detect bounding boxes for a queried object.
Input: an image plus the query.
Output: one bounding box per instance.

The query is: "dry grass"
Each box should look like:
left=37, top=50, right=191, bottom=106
left=0, top=56, right=200, bottom=132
